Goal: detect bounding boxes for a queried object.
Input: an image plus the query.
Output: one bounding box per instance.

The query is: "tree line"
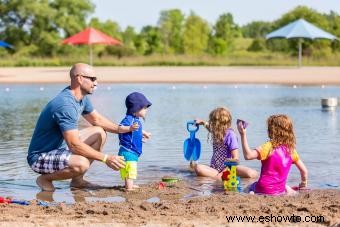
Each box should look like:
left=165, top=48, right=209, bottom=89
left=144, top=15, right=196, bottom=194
left=0, top=0, right=339, bottom=59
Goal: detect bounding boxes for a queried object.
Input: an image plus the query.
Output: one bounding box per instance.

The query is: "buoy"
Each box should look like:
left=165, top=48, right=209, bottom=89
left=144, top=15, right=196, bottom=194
left=321, top=97, right=338, bottom=109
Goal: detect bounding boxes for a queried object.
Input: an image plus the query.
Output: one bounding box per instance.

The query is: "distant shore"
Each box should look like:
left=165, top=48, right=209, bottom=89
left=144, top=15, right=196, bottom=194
left=0, top=66, right=340, bottom=85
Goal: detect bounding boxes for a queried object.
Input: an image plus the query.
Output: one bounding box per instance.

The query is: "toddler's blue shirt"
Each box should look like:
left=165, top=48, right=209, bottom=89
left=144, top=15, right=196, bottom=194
left=118, top=115, right=143, bottom=156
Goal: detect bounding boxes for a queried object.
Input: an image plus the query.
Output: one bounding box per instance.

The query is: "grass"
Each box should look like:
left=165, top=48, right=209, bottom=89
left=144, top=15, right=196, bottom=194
left=0, top=52, right=340, bottom=67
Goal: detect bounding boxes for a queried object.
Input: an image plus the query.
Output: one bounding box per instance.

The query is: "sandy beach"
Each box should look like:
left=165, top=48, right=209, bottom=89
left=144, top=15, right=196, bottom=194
left=0, top=66, right=340, bottom=85
left=0, top=182, right=339, bottom=226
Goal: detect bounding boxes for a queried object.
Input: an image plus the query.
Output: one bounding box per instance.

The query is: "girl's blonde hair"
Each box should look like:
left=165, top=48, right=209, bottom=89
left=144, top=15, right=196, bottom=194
left=267, top=114, right=296, bottom=153
left=207, top=107, right=232, bottom=144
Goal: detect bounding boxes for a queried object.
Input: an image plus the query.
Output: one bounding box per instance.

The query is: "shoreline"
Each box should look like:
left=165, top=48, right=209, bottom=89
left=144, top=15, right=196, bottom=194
left=1, top=66, right=340, bottom=85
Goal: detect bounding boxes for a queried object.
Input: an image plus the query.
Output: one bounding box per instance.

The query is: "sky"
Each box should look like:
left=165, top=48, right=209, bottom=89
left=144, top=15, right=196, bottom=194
left=91, top=0, right=340, bottom=31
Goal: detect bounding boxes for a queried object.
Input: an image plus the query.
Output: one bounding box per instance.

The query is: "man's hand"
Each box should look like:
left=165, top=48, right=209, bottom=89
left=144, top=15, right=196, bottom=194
left=105, top=155, right=125, bottom=170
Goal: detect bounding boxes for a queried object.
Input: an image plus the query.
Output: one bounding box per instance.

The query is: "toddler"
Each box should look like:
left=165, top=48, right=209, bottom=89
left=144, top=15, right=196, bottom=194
left=118, top=92, right=152, bottom=190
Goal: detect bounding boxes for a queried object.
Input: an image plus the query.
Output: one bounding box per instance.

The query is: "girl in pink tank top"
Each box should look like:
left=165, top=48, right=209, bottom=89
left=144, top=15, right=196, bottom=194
left=237, top=114, right=308, bottom=196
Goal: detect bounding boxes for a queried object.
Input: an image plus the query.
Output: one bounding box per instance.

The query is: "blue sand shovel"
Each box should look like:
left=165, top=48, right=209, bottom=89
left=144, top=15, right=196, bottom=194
left=183, top=121, right=201, bottom=161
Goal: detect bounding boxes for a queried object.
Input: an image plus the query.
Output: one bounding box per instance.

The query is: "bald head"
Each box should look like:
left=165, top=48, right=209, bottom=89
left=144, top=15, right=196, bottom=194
left=70, top=63, right=95, bottom=79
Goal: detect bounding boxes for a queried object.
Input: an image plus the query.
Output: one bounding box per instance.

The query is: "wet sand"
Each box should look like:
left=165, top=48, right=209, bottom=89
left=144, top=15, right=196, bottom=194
left=0, top=181, right=339, bottom=226
left=0, top=66, right=340, bottom=85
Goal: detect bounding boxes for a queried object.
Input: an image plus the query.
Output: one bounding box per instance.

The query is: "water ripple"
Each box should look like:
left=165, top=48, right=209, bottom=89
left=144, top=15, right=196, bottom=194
left=1, top=84, right=340, bottom=202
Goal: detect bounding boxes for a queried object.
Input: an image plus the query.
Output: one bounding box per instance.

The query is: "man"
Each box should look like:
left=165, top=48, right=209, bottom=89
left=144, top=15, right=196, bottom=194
left=27, top=63, right=137, bottom=191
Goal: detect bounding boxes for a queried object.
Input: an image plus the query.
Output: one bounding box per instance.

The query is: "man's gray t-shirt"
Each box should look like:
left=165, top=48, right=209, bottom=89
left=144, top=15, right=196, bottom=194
left=27, top=87, right=94, bottom=166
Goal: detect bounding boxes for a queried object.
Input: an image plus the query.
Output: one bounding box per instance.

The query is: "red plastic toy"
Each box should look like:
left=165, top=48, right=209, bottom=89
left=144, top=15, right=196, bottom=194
left=0, top=197, right=11, bottom=203
left=222, top=170, right=230, bottom=181
left=0, top=196, right=30, bottom=205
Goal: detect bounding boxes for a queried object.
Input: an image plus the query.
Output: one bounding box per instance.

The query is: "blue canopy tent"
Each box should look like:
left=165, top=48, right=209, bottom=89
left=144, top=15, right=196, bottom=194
left=266, top=19, right=338, bottom=67
left=0, top=40, right=13, bottom=48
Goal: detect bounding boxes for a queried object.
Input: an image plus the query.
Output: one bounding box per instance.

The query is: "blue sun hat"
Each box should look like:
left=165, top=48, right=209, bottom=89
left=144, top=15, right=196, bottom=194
left=125, top=92, right=152, bottom=115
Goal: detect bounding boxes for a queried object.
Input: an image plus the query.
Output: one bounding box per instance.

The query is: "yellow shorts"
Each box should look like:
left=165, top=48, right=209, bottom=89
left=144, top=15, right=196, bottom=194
left=120, top=161, right=137, bottom=180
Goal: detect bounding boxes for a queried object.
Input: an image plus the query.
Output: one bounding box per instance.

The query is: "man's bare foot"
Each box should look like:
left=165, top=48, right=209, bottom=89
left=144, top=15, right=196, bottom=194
left=36, top=175, right=55, bottom=192
left=70, top=179, right=101, bottom=189
left=36, top=190, right=54, bottom=202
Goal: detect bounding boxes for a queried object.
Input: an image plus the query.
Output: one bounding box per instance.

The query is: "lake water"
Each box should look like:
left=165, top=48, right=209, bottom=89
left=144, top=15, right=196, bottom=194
left=0, top=84, right=339, bottom=203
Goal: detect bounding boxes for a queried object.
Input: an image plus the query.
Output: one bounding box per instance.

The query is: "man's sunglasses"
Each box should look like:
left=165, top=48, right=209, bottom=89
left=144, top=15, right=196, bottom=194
left=80, top=75, right=97, bottom=82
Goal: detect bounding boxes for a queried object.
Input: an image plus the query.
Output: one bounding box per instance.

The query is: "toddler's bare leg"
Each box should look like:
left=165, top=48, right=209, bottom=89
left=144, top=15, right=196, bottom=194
left=125, top=178, right=134, bottom=190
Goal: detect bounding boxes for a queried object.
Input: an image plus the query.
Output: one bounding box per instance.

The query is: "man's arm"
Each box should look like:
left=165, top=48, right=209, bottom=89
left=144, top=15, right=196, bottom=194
left=63, top=129, right=125, bottom=170
left=83, top=110, right=138, bottom=133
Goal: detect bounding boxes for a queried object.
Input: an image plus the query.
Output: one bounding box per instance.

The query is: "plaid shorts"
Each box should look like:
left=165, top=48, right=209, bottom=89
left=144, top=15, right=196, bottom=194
left=30, top=148, right=72, bottom=174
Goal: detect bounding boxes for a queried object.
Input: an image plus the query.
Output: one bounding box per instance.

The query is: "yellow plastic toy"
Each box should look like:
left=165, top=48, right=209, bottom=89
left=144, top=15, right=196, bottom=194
left=222, top=159, right=241, bottom=192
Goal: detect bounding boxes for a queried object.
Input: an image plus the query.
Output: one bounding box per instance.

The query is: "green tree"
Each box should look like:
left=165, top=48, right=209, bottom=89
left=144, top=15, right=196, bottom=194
left=325, top=11, right=340, bottom=52
left=209, top=13, right=241, bottom=55
left=247, top=38, right=267, bottom=52
left=122, top=26, right=137, bottom=50
left=214, top=13, right=241, bottom=39
left=158, top=9, right=185, bottom=54
left=89, top=17, right=122, bottom=40
left=134, top=36, right=148, bottom=55
left=105, top=26, right=136, bottom=58
left=51, top=0, right=94, bottom=37
left=241, top=21, right=273, bottom=38
left=208, top=37, right=227, bottom=55
left=182, top=12, right=210, bottom=55
left=0, top=0, right=94, bottom=56
left=139, top=25, right=162, bottom=55
left=275, top=6, right=329, bottom=29
left=88, top=17, right=124, bottom=57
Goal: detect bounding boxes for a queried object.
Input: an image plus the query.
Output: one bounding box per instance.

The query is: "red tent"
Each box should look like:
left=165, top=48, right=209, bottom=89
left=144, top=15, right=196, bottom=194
left=62, top=27, right=122, bottom=65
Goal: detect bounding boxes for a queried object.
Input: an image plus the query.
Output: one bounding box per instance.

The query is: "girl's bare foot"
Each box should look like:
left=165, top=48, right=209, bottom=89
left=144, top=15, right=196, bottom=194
left=36, top=175, right=55, bottom=192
